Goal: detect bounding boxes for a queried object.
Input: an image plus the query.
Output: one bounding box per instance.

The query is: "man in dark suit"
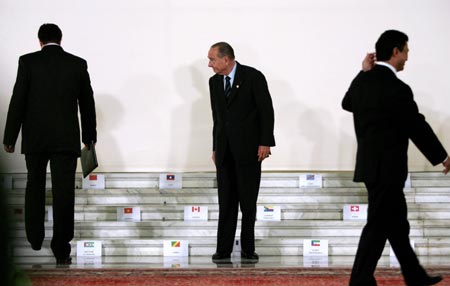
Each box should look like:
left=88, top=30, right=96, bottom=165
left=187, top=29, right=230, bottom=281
left=343, top=30, right=449, bottom=286
left=3, top=23, right=97, bottom=265
left=208, top=42, right=275, bottom=263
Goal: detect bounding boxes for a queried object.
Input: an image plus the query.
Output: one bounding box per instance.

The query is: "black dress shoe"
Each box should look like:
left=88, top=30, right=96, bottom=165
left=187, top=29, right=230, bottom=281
left=411, top=275, right=443, bottom=286
left=56, top=257, right=72, bottom=265
left=212, top=253, right=231, bottom=262
left=241, top=252, right=259, bottom=261
left=422, top=275, right=443, bottom=286
left=31, top=244, right=42, bottom=251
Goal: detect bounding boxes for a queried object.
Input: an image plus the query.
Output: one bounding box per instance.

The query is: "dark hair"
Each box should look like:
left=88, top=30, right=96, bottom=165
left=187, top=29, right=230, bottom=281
left=375, top=30, right=408, bottom=61
left=211, top=42, right=235, bottom=60
left=38, top=23, right=62, bottom=44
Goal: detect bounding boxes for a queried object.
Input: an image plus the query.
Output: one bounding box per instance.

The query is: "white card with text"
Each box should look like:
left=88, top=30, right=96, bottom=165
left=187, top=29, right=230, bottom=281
left=257, top=205, right=281, bottom=221
left=163, top=240, right=188, bottom=257
left=82, top=174, right=105, bottom=189
left=303, top=239, right=328, bottom=256
left=299, top=174, right=323, bottom=188
left=343, top=204, right=368, bottom=220
left=77, top=240, right=102, bottom=257
left=184, top=206, right=208, bottom=221
left=117, top=207, right=141, bottom=222
left=159, top=173, right=182, bottom=189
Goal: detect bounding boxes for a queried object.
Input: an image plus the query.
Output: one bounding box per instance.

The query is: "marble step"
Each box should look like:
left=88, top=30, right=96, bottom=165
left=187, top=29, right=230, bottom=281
left=4, top=172, right=450, bottom=190
left=12, top=237, right=450, bottom=257
left=7, top=203, right=450, bottom=222
left=10, top=220, right=450, bottom=239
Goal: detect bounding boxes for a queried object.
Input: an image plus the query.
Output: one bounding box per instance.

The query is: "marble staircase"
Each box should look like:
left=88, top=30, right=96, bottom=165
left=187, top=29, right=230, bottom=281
left=5, top=172, right=450, bottom=258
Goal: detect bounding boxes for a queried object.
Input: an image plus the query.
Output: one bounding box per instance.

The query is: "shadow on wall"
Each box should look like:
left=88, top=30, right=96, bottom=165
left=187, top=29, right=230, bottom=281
left=93, top=94, right=124, bottom=172
left=170, top=59, right=213, bottom=171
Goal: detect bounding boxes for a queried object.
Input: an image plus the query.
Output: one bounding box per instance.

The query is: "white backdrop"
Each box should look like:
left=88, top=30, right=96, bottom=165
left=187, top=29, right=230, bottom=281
left=1, top=0, right=449, bottom=173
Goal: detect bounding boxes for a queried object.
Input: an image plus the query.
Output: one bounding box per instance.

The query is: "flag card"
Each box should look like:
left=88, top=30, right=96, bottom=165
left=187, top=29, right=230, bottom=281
left=303, top=239, right=328, bottom=256
left=77, top=240, right=102, bottom=257
left=257, top=205, right=281, bottom=221
left=343, top=204, right=368, bottom=220
left=117, top=207, right=141, bottom=222
left=163, top=240, right=188, bottom=257
left=184, top=206, right=208, bottom=221
left=82, top=174, right=105, bottom=189
left=299, top=174, right=323, bottom=188
left=159, top=173, right=182, bottom=189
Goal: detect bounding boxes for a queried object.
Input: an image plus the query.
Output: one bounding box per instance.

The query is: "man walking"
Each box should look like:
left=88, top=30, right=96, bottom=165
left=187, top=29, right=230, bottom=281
left=3, top=23, right=97, bottom=264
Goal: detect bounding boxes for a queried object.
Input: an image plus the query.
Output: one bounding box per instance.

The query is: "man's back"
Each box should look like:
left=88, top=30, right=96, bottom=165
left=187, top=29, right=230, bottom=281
left=4, top=45, right=96, bottom=155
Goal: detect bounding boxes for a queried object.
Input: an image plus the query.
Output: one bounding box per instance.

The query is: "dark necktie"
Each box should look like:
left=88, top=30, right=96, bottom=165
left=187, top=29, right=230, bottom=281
left=224, top=76, right=231, bottom=97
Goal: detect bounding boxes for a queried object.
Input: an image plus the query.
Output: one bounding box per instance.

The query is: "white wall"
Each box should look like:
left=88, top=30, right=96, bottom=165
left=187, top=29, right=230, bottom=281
left=1, top=0, right=449, bottom=173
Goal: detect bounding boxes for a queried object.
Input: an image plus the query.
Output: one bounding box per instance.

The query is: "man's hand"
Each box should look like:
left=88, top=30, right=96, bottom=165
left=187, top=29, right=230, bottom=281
left=443, top=157, right=450, bottom=175
left=4, top=144, right=14, bottom=153
left=362, top=52, right=376, bottom=72
left=258, top=146, right=271, bottom=162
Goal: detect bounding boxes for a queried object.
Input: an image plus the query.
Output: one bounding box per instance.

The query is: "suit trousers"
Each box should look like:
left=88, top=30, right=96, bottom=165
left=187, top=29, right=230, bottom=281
left=215, top=146, right=261, bottom=255
left=25, top=152, right=77, bottom=259
left=349, top=181, right=428, bottom=286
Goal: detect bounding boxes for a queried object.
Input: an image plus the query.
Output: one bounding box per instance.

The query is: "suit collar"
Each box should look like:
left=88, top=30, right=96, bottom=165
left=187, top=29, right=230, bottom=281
left=41, top=45, right=63, bottom=52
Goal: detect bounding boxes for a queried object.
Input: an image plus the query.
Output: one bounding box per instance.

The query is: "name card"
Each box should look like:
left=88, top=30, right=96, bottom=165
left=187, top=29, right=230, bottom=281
left=184, top=206, right=208, bottom=221
left=117, top=207, right=141, bottom=222
left=159, top=173, right=182, bottom=189
left=343, top=204, right=368, bottom=220
left=299, top=174, right=323, bottom=188
left=163, top=240, right=188, bottom=257
left=232, top=239, right=241, bottom=256
left=390, top=240, right=414, bottom=267
left=82, top=174, right=105, bottom=189
left=47, top=206, right=53, bottom=221
left=0, top=175, right=13, bottom=190
left=303, top=256, right=329, bottom=267
left=257, top=205, right=281, bottom=221
left=77, top=240, right=102, bottom=257
left=303, top=239, right=328, bottom=256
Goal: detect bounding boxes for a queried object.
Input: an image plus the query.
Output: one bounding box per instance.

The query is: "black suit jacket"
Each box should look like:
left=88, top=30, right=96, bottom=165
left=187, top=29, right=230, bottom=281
left=209, top=62, right=275, bottom=165
left=342, top=64, right=447, bottom=183
left=3, top=45, right=96, bottom=156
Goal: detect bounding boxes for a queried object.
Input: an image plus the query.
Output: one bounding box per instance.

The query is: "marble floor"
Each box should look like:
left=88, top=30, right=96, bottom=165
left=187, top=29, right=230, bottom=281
left=14, top=255, right=450, bottom=270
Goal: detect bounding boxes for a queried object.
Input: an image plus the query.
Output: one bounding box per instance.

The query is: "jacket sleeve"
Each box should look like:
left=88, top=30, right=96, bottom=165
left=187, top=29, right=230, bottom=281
left=253, top=70, right=275, bottom=147
left=3, top=57, right=29, bottom=146
left=78, top=60, right=97, bottom=145
left=392, top=84, right=447, bottom=166
left=209, top=77, right=217, bottom=151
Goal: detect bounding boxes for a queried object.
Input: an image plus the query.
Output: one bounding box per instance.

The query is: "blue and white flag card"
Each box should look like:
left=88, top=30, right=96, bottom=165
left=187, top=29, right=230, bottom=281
left=257, top=205, right=281, bottom=221
left=159, top=173, right=182, bottom=189
left=184, top=206, right=208, bottom=221
left=299, top=174, right=323, bottom=188
left=82, top=174, right=105, bottom=190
